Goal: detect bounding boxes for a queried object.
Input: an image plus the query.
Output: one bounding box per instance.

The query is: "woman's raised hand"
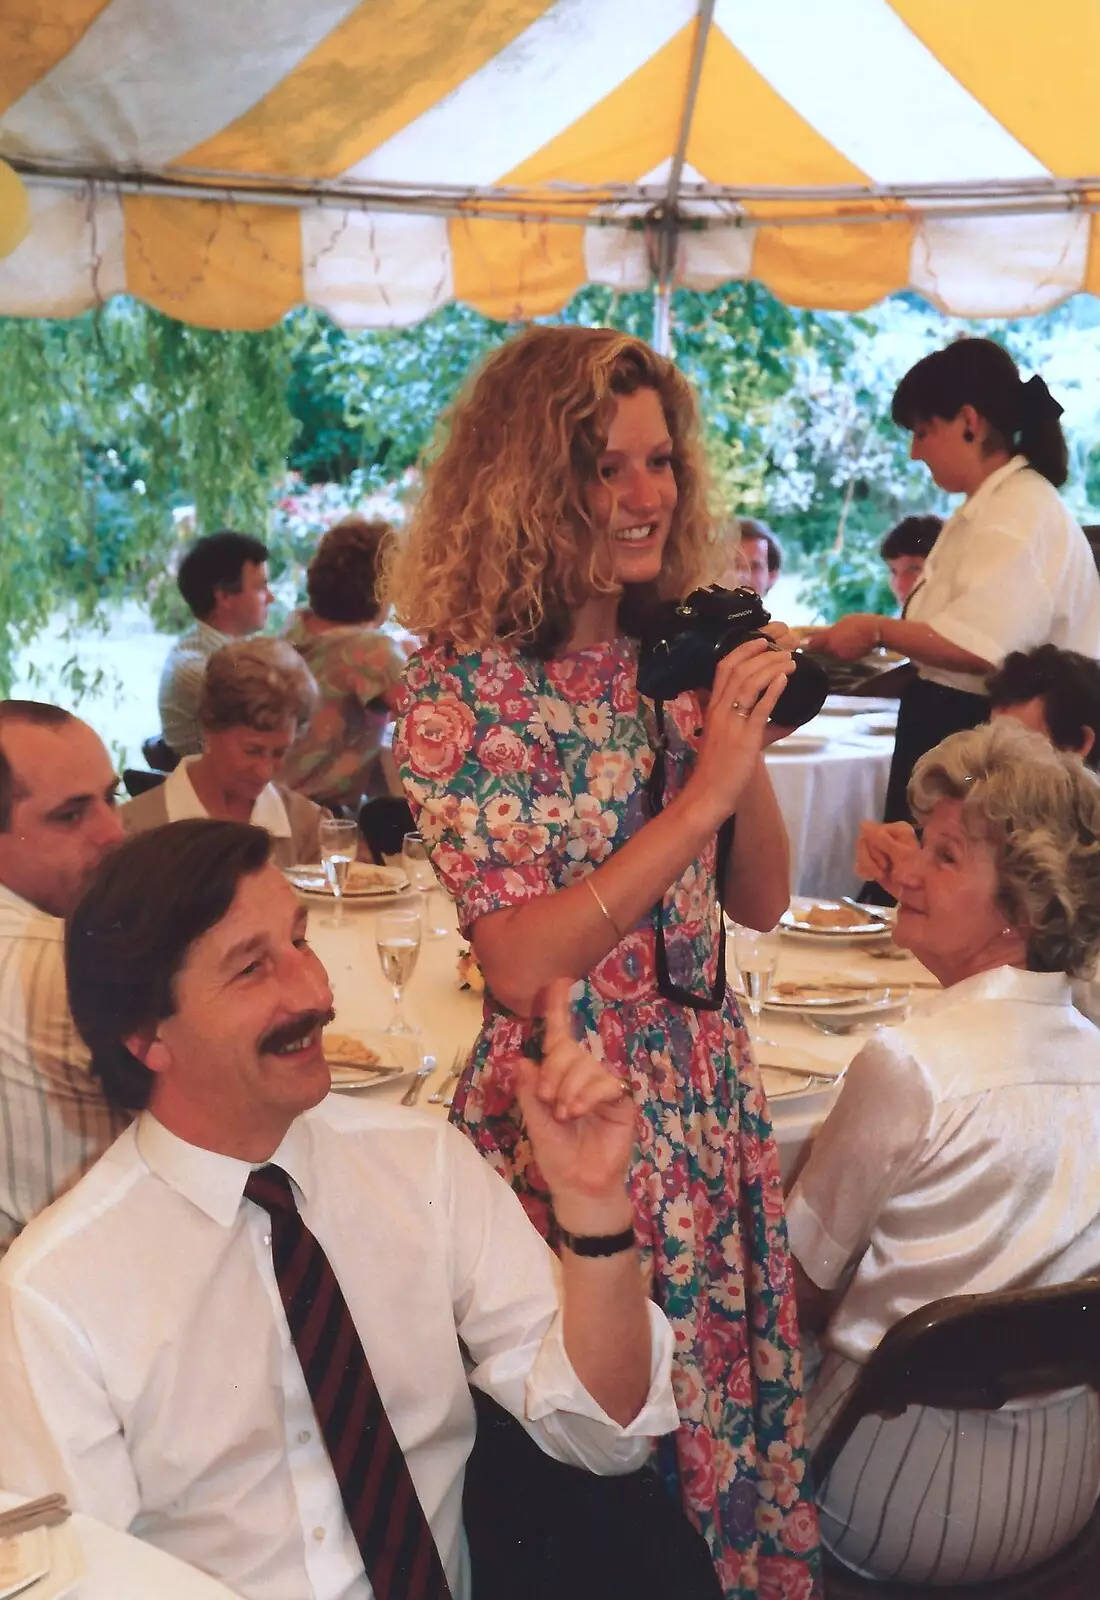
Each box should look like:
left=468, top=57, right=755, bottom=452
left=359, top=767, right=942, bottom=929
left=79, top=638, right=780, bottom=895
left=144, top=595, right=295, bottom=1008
left=685, top=637, right=794, bottom=830
left=855, top=820, right=920, bottom=899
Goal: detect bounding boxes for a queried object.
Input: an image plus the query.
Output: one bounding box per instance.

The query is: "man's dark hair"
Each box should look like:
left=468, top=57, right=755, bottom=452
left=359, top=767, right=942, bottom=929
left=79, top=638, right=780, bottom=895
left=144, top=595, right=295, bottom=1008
left=66, top=820, right=272, bottom=1112
left=879, top=514, right=943, bottom=562
left=306, top=518, right=392, bottom=624
left=987, top=645, right=1100, bottom=771
left=177, top=531, right=269, bottom=621
left=739, top=517, right=783, bottom=574
left=0, top=701, right=75, bottom=832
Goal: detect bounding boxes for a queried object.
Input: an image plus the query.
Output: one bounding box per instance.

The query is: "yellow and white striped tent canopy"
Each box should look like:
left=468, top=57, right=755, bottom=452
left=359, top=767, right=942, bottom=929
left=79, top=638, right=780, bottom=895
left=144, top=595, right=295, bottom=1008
left=2, top=0, right=1099, bottom=331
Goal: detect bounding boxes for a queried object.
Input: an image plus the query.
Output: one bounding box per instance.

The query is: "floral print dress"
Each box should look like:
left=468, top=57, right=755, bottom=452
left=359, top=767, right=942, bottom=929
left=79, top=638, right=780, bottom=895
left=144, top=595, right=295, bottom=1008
left=394, top=638, right=820, bottom=1599
left=281, top=613, right=406, bottom=805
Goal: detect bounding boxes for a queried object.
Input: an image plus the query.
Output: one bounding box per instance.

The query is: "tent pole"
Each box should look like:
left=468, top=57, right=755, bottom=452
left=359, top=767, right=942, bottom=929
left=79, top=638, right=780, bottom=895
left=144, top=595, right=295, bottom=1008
left=652, top=0, right=716, bottom=358
left=653, top=280, right=673, bottom=356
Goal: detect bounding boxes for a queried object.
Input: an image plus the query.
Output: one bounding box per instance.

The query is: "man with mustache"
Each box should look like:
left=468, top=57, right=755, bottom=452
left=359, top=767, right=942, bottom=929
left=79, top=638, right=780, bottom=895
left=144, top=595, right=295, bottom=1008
left=0, top=819, right=678, bottom=1600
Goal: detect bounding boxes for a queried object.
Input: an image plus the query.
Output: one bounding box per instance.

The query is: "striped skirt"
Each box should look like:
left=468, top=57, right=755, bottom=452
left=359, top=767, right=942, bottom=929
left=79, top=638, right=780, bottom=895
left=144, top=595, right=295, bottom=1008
left=809, top=1350, right=1100, bottom=1584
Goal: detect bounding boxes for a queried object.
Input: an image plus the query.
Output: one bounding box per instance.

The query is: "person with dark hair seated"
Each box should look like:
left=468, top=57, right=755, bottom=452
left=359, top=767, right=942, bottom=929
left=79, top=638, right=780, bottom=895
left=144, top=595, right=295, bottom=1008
left=157, top=529, right=272, bottom=759
left=281, top=518, right=408, bottom=807
left=0, top=819, right=677, bottom=1600
left=720, top=516, right=783, bottom=598
left=878, top=513, right=942, bottom=611
left=0, top=702, right=126, bottom=1257
left=810, top=338, right=1100, bottom=827
left=988, top=642, right=1100, bottom=768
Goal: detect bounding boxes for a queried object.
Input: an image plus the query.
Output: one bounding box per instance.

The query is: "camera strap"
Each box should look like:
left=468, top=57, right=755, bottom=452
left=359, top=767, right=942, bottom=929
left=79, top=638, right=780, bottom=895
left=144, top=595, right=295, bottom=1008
left=648, top=699, right=734, bottom=1013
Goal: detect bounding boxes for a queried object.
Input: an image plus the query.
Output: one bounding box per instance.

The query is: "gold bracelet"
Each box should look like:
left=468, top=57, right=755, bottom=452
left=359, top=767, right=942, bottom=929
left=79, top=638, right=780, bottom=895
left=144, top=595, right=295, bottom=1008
left=585, top=875, right=624, bottom=942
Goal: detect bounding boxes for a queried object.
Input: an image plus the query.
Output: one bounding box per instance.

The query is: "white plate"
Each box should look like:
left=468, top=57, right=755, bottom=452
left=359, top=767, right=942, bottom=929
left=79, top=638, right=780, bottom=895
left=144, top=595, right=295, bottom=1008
left=284, top=864, right=410, bottom=901
left=0, top=1527, right=50, bottom=1600
left=763, top=983, right=884, bottom=1009
left=855, top=713, right=898, bottom=735
left=16, top=1523, right=83, bottom=1600
left=790, top=991, right=911, bottom=1023
left=767, top=734, right=829, bottom=756
left=781, top=898, right=896, bottom=939
left=821, top=695, right=900, bottom=715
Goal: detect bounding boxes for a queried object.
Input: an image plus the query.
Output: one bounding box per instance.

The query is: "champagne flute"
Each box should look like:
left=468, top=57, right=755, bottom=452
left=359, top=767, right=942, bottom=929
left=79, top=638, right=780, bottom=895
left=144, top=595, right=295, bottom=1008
left=319, top=817, right=359, bottom=929
left=731, top=925, right=781, bottom=1048
left=402, top=831, right=449, bottom=939
left=376, top=910, right=422, bottom=1036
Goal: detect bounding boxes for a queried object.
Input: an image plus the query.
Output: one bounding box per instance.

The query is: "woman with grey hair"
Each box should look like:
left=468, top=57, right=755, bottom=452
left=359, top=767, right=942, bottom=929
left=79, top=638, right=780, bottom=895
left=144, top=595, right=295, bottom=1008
left=122, top=638, right=326, bottom=865
left=787, top=718, right=1100, bottom=1585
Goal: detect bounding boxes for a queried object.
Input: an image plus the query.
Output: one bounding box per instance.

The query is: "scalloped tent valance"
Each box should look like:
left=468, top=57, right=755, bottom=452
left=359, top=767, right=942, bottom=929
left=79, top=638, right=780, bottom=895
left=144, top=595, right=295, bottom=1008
left=1, top=0, right=1098, bottom=332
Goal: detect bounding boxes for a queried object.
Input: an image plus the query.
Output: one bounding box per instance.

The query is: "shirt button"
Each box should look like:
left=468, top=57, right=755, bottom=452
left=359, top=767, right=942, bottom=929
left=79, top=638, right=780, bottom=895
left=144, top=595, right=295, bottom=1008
left=313, top=1527, right=326, bottom=1543
left=298, top=1430, right=312, bottom=1445
left=263, top=1234, right=272, bottom=1246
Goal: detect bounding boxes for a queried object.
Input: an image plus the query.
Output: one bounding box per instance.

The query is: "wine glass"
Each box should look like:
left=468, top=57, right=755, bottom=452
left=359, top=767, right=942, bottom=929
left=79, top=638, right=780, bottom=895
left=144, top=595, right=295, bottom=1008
left=401, top=832, right=449, bottom=939
left=375, top=910, right=422, bottom=1036
left=731, top=925, right=781, bottom=1048
left=319, top=817, right=359, bottom=929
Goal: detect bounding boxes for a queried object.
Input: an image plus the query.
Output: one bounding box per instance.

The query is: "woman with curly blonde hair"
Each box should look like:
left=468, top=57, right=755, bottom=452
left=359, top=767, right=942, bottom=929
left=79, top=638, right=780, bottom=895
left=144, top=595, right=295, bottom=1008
left=391, top=325, right=820, bottom=1597
left=789, top=718, right=1100, bottom=1584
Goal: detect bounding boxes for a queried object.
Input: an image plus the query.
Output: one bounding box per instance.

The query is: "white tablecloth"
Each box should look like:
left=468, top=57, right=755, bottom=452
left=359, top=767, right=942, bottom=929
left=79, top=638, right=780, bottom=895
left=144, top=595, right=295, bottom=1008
left=0, top=1494, right=240, bottom=1600
left=307, top=891, right=937, bottom=1196
left=765, top=710, right=894, bottom=899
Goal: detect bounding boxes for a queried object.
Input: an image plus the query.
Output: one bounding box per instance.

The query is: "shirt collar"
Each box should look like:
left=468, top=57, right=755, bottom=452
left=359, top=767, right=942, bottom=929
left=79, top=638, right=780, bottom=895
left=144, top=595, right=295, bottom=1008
left=915, top=963, right=1072, bottom=1017
left=164, top=758, right=292, bottom=839
left=956, top=454, right=1029, bottom=523
left=0, top=879, right=61, bottom=934
left=188, top=620, right=231, bottom=650
left=136, top=1111, right=316, bottom=1227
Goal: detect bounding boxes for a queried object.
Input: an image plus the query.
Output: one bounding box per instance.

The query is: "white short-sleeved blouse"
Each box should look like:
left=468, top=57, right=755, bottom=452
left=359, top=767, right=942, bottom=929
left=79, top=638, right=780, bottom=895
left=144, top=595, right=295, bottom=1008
left=906, top=456, right=1100, bottom=695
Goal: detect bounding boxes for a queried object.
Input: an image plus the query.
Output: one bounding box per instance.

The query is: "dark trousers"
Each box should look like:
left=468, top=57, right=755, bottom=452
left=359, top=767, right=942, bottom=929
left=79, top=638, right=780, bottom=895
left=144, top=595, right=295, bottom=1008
left=462, top=1390, right=722, bottom=1600
left=883, top=676, right=990, bottom=825
left=861, top=676, right=989, bottom=905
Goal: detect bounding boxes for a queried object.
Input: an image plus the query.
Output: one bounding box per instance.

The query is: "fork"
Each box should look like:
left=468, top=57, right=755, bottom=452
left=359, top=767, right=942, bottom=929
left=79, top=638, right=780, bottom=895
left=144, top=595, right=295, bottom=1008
left=429, top=1049, right=469, bottom=1105
left=400, top=1055, right=437, bottom=1107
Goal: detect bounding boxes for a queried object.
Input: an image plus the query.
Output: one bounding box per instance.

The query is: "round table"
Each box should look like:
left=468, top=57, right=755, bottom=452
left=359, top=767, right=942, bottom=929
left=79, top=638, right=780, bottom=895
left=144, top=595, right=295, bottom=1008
left=765, top=705, right=895, bottom=900
left=306, top=888, right=938, bottom=1193
left=0, top=1493, right=240, bottom=1599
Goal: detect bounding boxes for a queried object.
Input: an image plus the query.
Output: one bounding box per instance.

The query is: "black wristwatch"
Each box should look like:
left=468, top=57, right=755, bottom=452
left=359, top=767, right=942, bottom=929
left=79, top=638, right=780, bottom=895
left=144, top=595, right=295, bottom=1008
left=557, top=1225, right=635, bottom=1257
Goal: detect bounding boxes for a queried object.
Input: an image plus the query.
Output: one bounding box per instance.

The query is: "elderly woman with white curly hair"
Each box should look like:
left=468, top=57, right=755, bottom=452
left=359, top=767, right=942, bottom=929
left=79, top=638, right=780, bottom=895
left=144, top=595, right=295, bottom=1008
left=787, top=718, right=1100, bottom=1587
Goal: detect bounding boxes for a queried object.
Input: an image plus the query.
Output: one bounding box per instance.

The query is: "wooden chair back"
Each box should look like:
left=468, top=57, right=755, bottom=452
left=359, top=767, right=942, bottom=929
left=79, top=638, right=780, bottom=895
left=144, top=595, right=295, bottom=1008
left=814, top=1278, right=1100, bottom=1482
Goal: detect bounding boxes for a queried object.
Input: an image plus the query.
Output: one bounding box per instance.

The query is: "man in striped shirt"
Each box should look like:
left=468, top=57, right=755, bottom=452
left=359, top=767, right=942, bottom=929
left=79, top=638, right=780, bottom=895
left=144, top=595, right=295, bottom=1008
left=157, top=531, right=272, bottom=758
left=0, top=701, right=127, bottom=1255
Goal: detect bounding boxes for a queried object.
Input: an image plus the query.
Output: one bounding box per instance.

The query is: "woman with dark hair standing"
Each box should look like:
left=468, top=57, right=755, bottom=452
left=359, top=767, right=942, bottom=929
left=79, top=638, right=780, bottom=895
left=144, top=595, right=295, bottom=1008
left=810, top=337, right=1100, bottom=825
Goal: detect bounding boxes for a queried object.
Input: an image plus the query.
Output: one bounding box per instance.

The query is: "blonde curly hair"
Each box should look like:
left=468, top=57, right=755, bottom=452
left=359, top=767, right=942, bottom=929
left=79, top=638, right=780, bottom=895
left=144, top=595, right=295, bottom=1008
left=909, top=719, right=1100, bottom=976
left=384, top=325, right=716, bottom=655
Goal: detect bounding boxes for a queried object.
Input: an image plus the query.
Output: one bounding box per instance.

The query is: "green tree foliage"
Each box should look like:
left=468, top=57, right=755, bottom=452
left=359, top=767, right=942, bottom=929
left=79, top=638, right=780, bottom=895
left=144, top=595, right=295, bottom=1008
left=0, top=301, right=295, bottom=688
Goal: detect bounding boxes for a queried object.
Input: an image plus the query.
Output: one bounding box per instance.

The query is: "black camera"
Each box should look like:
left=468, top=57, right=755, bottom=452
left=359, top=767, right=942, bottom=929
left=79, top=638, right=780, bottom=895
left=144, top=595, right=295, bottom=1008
left=635, top=585, right=829, bottom=728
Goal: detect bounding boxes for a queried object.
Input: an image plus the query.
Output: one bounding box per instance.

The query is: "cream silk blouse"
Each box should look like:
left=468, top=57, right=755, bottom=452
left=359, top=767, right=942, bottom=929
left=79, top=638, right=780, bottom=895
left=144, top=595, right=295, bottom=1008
left=788, top=964, right=1100, bottom=1362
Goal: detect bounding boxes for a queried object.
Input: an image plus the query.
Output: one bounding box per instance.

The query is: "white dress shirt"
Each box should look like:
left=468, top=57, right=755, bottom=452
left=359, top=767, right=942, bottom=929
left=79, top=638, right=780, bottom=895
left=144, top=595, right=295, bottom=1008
left=163, top=756, right=293, bottom=841
left=157, top=621, right=230, bottom=757
left=906, top=456, right=1100, bottom=695
left=0, top=882, right=125, bottom=1257
left=788, top=966, right=1100, bottom=1583
left=0, top=1097, right=677, bottom=1600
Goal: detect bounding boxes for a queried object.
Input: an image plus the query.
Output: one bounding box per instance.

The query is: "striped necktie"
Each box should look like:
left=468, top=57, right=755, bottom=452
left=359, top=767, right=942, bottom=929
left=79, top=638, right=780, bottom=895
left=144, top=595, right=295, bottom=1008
left=244, top=1164, right=451, bottom=1600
